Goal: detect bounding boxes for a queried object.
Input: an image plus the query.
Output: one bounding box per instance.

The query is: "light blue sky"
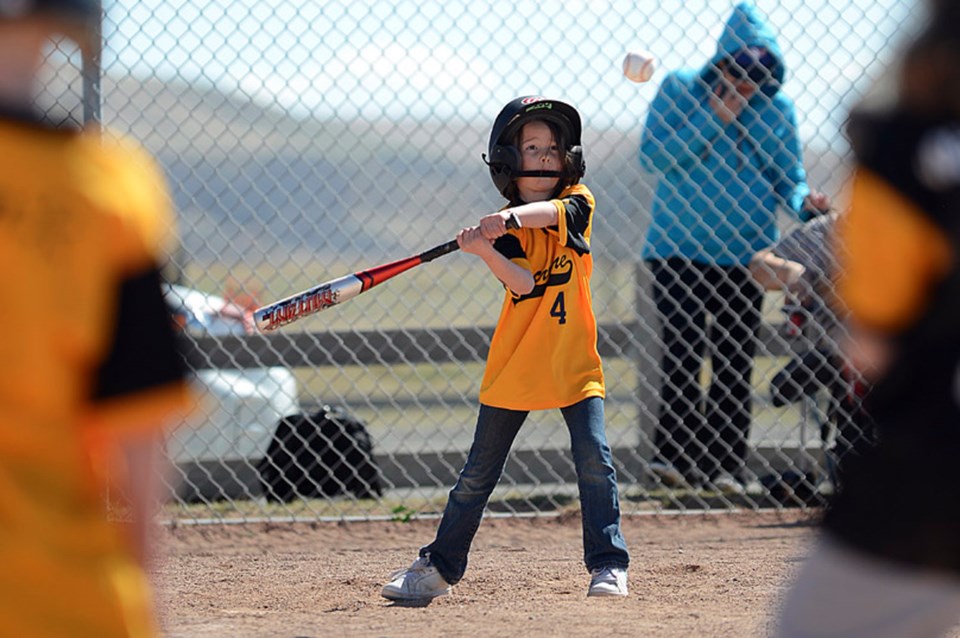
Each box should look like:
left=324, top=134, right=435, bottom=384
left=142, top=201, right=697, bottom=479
left=104, top=0, right=914, bottom=149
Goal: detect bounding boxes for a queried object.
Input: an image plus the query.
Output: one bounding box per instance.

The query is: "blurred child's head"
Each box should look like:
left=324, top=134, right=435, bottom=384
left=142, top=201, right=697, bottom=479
left=0, top=0, right=99, bottom=113
left=0, top=0, right=99, bottom=56
left=485, top=96, right=585, bottom=203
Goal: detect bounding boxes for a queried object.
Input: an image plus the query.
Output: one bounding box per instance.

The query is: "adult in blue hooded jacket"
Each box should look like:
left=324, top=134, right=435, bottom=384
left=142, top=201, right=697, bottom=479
left=639, top=2, right=830, bottom=492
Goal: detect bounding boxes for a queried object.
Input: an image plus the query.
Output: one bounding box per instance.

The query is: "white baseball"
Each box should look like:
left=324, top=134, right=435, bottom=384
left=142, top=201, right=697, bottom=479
left=622, top=50, right=656, bottom=83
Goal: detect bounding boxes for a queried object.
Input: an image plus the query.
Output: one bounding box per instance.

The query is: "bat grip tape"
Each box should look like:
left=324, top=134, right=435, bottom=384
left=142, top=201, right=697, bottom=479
left=420, top=240, right=459, bottom=263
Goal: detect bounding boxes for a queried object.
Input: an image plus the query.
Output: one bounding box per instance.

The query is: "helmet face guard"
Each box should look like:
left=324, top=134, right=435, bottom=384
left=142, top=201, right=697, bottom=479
left=485, top=96, right=586, bottom=200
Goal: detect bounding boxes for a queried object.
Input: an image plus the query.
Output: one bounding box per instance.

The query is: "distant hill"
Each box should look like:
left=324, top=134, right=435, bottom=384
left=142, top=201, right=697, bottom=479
left=98, top=73, right=849, bottom=272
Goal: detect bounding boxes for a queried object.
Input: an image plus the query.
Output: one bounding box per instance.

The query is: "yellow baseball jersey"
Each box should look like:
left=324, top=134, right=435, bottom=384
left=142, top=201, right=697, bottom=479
left=0, top=112, right=189, bottom=638
left=480, top=184, right=604, bottom=410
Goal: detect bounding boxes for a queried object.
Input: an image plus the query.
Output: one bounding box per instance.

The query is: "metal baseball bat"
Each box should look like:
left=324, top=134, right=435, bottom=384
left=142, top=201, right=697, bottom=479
left=254, top=215, right=519, bottom=333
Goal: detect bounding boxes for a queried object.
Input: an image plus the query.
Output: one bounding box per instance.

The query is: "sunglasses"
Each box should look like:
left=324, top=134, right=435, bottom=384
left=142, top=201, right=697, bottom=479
left=727, top=49, right=778, bottom=85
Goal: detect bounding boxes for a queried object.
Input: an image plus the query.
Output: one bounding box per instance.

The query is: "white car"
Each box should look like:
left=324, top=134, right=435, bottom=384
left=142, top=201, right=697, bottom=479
left=163, top=284, right=301, bottom=502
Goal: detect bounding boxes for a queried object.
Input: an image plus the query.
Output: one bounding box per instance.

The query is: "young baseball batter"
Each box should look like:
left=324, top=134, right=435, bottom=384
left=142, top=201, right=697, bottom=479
left=381, top=96, right=630, bottom=602
left=0, top=3, right=191, bottom=636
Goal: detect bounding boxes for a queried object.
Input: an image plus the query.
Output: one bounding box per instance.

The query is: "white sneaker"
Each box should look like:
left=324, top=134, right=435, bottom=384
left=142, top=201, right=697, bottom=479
left=816, top=478, right=836, bottom=496
left=381, top=556, right=451, bottom=601
left=743, top=478, right=764, bottom=496
left=587, top=566, right=628, bottom=597
left=648, top=461, right=686, bottom=487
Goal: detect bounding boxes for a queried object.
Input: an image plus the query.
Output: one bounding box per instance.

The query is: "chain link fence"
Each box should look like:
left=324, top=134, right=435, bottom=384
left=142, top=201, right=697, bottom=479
left=52, top=0, right=911, bottom=522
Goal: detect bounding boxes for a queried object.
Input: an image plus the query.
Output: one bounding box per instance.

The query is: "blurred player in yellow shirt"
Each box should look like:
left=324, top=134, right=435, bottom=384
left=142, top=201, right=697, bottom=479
left=0, top=2, right=191, bottom=636
left=775, top=1, right=960, bottom=635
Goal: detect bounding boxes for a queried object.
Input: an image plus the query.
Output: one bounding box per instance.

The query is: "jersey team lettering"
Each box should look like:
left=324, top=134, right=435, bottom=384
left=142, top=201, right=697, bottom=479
left=513, top=254, right=573, bottom=304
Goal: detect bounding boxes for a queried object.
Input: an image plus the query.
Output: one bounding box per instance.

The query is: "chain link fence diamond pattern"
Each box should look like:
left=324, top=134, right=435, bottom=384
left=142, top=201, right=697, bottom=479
left=53, top=0, right=906, bottom=521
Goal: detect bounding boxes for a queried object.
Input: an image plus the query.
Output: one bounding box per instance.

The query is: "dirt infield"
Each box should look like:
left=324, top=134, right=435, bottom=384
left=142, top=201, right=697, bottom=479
left=154, top=510, right=826, bottom=637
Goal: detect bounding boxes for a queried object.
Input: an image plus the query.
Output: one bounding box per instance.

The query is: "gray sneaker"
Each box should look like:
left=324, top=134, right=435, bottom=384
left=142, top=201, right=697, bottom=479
left=712, top=473, right=764, bottom=496
left=587, top=566, right=628, bottom=597
left=712, top=473, right=746, bottom=495
left=381, top=556, right=451, bottom=601
left=648, top=461, right=686, bottom=487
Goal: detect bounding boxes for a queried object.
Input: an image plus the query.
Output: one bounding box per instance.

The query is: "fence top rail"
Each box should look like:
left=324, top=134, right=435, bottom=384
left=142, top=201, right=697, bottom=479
left=180, top=321, right=793, bottom=370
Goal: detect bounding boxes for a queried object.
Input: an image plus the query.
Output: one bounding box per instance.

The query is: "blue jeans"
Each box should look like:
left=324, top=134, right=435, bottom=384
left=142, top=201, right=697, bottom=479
left=421, top=396, right=629, bottom=585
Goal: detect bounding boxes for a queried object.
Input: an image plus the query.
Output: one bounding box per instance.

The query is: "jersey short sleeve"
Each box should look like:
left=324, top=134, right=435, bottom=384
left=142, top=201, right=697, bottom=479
left=92, top=267, right=186, bottom=401
left=839, top=111, right=957, bottom=334
left=553, top=184, right=594, bottom=255
left=839, top=170, right=952, bottom=333
left=83, top=131, right=191, bottom=430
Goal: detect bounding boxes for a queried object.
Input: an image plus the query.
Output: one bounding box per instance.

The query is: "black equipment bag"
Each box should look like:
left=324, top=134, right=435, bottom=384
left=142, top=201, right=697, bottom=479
left=258, top=405, right=384, bottom=502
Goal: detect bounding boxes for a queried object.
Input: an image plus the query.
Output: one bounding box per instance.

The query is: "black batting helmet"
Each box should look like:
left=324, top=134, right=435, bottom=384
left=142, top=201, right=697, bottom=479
left=484, top=96, right=586, bottom=200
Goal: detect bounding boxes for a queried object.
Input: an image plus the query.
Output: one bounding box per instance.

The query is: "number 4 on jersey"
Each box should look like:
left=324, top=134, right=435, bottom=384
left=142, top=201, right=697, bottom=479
left=550, top=292, right=567, bottom=324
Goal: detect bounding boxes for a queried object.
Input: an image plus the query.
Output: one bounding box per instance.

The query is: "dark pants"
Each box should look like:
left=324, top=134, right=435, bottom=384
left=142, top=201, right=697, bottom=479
left=650, top=258, right=763, bottom=482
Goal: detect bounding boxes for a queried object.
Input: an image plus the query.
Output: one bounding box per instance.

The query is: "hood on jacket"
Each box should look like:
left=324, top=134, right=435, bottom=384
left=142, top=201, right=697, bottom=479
left=701, top=2, right=786, bottom=98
